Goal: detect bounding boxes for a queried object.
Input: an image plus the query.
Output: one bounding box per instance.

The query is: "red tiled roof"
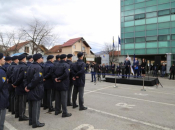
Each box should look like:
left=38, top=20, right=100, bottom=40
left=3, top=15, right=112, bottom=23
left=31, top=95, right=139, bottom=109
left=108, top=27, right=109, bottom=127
left=8, top=41, right=30, bottom=51
left=48, top=45, right=62, bottom=53
left=109, top=51, right=121, bottom=56
left=62, top=37, right=82, bottom=47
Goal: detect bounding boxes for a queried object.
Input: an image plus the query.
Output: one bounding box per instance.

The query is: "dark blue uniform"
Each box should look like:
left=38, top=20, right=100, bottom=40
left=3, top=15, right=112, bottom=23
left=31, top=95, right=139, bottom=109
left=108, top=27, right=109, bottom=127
left=105, top=65, right=109, bottom=74
left=116, top=65, right=121, bottom=76
left=12, top=62, right=28, bottom=119
left=3, top=63, right=10, bottom=71
left=66, top=60, right=73, bottom=106
left=133, top=60, right=139, bottom=78
left=52, top=60, right=70, bottom=115
left=26, top=62, right=44, bottom=126
left=27, top=61, right=32, bottom=67
left=72, top=59, right=86, bottom=109
left=43, top=61, right=54, bottom=110
left=0, top=66, right=9, bottom=130
left=111, top=64, right=115, bottom=75
left=6, top=62, right=17, bottom=114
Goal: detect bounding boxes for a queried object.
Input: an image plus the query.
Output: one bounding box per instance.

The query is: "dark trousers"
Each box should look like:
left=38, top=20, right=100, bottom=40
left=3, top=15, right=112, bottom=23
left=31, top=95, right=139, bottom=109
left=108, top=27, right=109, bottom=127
left=91, top=72, right=96, bottom=82
left=97, top=73, right=101, bottom=81
left=102, top=73, right=105, bottom=78
left=134, top=69, right=139, bottom=78
left=0, top=109, right=6, bottom=130
left=43, top=89, right=52, bottom=109
left=67, top=84, right=73, bottom=105
left=112, top=69, right=115, bottom=75
left=117, top=71, right=120, bottom=76
left=72, top=86, right=84, bottom=108
left=10, top=91, right=15, bottom=113
left=170, top=72, right=175, bottom=79
left=125, top=68, right=130, bottom=78
left=55, top=91, right=67, bottom=114
left=28, top=100, right=41, bottom=126
left=153, top=70, right=157, bottom=77
left=8, top=91, right=11, bottom=112
left=52, top=89, right=55, bottom=102
left=15, top=95, right=27, bottom=118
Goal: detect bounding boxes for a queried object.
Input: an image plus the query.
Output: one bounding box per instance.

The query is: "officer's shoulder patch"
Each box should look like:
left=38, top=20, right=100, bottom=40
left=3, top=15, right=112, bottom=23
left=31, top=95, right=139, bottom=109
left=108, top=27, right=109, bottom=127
left=39, top=72, right=43, bottom=77
left=2, top=77, right=6, bottom=83
left=68, top=69, right=70, bottom=72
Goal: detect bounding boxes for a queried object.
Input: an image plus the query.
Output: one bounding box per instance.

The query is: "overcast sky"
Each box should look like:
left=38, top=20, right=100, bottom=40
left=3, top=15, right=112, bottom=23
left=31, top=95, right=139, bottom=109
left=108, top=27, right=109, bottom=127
left=0, top=0, right=120, bottom=52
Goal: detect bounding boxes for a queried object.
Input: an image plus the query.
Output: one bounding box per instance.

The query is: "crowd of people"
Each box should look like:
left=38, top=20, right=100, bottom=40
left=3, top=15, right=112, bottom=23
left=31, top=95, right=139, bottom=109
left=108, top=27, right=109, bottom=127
left=0, top=52, right=87, bottom=130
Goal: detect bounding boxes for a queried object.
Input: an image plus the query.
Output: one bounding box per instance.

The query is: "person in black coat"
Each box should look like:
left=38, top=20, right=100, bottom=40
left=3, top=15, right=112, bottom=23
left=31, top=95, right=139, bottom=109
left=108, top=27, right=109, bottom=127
left=66, top=54, right=74, bottom=106
left=105, top=63, right=109, bottom=74
left=141, top=58, right=147, bottom=77
left=27, top=55, right=33, bottom=67
left=111, top=63, right=115, bottom=75
left=153, top=64, right=158, bottom=77
left=3, top=56, right=12, bottom=71
left=161, top=64, right=166, bottom=77
left=6, top=56, right=19, bottom=114
left=25, top=53, right=45, bottom=128
left=124, top=58, right=131, bottom=78
left=116, top=64, right=121, bottom=77
left=54, top=55, right=60, bottom=64
left=133, top=58, right=139, bottom=78
left=90, top=62, right=97, bottom=82
left=101, top=64, right=106, bottom=78
left=52, top=54, right=72, bottom=117
left=97, top=64, right=101, bottom=81
left=169, top=64, right=175, bottom=80
left=0, top=53, right=9, bottom=130
left=43, top=55, right=55, bottom=112
left=12, top=54, right=29, bottom=121
left=86, top=63, right=89, bottom=73
left=72, top=52, right=87, bottom=111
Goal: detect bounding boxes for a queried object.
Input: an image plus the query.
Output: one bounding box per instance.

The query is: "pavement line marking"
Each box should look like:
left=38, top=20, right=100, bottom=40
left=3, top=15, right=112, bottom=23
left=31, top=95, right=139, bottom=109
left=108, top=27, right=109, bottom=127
left=84, top=86, right=112, bottom=94
left=4, top=121, right=18, bottom=130
left=85, top=91, right=175, bottom=107
left=88, top=107, right=174, bottom=130
left=117, top=87, right=175, bottom=96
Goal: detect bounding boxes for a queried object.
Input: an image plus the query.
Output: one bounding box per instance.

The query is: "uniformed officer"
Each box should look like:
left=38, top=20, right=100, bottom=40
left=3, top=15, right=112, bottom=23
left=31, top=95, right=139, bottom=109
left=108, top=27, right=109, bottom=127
left=54, top=55, right=60, bottom=64
left=124, top=58, right=131, bottom=78
left=6, top=56, right=19, bottom=114
left=3, top=56, right=12, bottom=71
left=66, top=54, right=73, bottom=106
left=111, top=62, right=115, bottom=75
left=106, top=63, right=109, bottom=74
left=27, top=55, right=33, bottom=67
left=116, top=64, right=121, bottom=77
left=72, top=52, right=87, bottom=111
left=12, top=54, right=29, bottom=121
left=25, top=53, right=45, bottom=128
left=43, top=55, right=55, bottom=112
left=0, top=53, right=9, bottom=130
left=133, top=58, right=139, bottom=78
left=52, top=54, right=72, bottom=117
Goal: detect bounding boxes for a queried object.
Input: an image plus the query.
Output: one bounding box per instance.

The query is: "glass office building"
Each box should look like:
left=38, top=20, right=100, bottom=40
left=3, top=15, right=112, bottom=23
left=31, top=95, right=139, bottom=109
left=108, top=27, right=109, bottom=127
left=121, top=0, right=175, bottom=64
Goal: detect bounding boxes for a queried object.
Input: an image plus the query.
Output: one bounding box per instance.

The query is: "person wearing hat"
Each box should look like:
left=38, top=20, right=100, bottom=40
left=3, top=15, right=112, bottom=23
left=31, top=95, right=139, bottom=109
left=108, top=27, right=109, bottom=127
left=54, top=55, right=60, bottom=64
left=3, top=56, right=12, bottom=71
left=43, top=55, right=55, bottom=112
left=12, top=54, right=29, bottom=121
left=6, top=56, right=19, bottom=114
left=72, top=52, right=87, bottom=110
left=0, top=53, right=9, bottom=130
left=25, top=53, right=45, bottom=128
left=52, top=54, right=72, bottom=117
left=66, top=54, right=73, bottom=106
left=27, top=55, right=33, bottom=67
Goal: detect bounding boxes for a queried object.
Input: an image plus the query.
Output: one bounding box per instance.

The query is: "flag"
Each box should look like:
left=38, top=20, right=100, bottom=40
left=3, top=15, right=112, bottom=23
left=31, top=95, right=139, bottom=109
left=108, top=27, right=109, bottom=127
left=113, top=36, right=115, bottom=48
left=118, top=36, right=121, bottom=44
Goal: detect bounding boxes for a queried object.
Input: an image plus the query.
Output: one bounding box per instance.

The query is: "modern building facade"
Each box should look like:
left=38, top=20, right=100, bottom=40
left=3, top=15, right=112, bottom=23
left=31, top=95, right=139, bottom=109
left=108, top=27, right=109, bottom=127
left=120, top=0, right=175, bottom=68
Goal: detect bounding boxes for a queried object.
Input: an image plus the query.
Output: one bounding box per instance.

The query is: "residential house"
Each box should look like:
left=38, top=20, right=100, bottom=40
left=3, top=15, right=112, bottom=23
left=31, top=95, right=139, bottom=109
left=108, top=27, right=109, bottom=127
left=47, top=37, right=95, bottom=62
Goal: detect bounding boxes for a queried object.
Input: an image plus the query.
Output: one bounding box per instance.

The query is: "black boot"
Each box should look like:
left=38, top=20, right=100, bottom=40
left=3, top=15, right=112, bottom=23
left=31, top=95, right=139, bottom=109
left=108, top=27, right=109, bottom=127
left=62, top=113, right=72, bottom=118
left=79, top=107, right=88, bottom=111
left=73, top=104, right=78, bottom=109
left=32, top=123, right=45, bottom=128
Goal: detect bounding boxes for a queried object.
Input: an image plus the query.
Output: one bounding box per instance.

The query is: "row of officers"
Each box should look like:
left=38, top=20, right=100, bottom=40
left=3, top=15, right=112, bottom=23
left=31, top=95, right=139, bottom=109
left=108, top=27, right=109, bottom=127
left=0, top=52, right=87, bottom=129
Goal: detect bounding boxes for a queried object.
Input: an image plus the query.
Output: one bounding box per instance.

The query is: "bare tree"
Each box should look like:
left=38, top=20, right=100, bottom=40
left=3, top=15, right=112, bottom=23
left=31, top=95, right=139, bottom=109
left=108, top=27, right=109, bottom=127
left=23, top=18, right=55, bottom=54
left=0, top=32, right=13, bottom=56
left=102, top=43, right=118, bottom=65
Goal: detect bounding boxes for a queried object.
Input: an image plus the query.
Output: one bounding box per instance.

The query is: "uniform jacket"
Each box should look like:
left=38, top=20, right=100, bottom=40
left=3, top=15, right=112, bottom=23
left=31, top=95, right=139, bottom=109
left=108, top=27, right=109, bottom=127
left=26, top=62, right=44, bottom=101
left=6, top=62, right=17, bottom=91
left=111, top=64, right=115, bottom=70
left=27, top=62, right=32, bottom=67
left=116, top=66, right=121, bottom=72
left=43, top=61, right=54, bottom=89
left=3, top=63, right=10, bottom=71
left=0, top=66, right=9, bottom=110
left=66, top=60, right=73, bottom=85
left=97, top=65, right=101, bottom=73
left=170, top=66, right=175, bottom=72
left=13, top=62, right=28, bottom=95
left=124, top=60, right=131, bottom=69
left=72, top=59, right=86, bottom=87
left=133, top=60, right=139, bottom=70
left=162, top=66, right=166, bottom=71
left=101, top=66, right=106, bottom=73
left=52, top=60, right=70, bottom=91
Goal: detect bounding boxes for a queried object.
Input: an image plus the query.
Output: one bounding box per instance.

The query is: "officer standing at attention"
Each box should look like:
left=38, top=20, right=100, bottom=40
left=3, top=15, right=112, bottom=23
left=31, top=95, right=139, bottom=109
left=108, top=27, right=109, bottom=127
left=66, top=54, right=73, bottom=106
left=53, top=54, right=72, bottom=117
left=0, top=53, right=9, bottom=130
left=25, top=53, right=45, bottom=128
left=12, top=54, right=29, bottom=121
left=72, top=52, right=87, bottom=111
left=3, top=56, right=12, bottom=71
left=111, top=62, right=115, bottom=75
left=43, top=55, right=55, bottom=112
left=54, top=55, right=60, bottom=64
left=124, top=58, right=131, bottom=79
left=27, top=55, right=33, bottom=67
left=6, top=56, right=19, bottom=115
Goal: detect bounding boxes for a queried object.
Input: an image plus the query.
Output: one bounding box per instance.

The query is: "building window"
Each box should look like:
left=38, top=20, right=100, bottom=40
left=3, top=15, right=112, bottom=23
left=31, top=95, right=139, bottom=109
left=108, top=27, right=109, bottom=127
left=172, top=34, right=175, bottom=40
left=125, top=38, right=134, bottom=43
left=82, top=46, right=85, bottom=51
left=146, top=36, right=157, bottom=42
left=158, top=35, right=170, bottom=41
left=73, top=45, right=76, bottom=49
left=158, top=9, right=170, bottom=17
left=134, top=13, right=145, bottom=20
left=24, top=46, right=29, bottom=53
left=172, top=8, right=175, bottom=14
left=135, top=37, right=145, bottom=43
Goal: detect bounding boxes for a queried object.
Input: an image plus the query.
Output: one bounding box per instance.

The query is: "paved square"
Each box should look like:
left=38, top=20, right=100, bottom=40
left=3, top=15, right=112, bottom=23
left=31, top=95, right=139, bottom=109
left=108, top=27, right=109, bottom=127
left=4, top=74, right=175, bottom=130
